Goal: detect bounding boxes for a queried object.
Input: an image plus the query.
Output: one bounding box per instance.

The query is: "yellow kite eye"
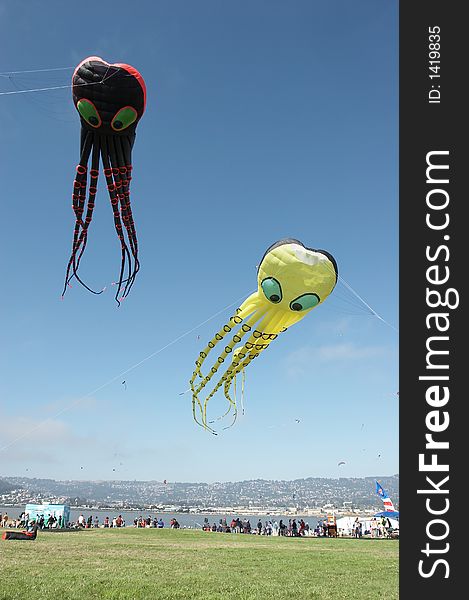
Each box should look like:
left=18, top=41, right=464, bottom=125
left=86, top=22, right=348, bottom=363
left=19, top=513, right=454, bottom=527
left=290, top=293, right=320, bottom=312
left=76, top=99, right=102, bottom=128
left=261, top=278, right=282, bottom=303
left=111, top=106, right=138, bottom=131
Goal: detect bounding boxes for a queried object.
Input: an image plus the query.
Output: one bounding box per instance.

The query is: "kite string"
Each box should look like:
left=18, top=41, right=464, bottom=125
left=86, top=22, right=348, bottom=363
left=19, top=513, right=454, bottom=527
left=337, top=274, right=398, bottom=333
left=0, top=293, right=250, bottom=454
left=0, top=84, right=77, bottom=96
left=322, top=259, right=398, bottom=333
left=0, top=65, right=128, bottom=96
left=0, top=66, right=74, bottom=76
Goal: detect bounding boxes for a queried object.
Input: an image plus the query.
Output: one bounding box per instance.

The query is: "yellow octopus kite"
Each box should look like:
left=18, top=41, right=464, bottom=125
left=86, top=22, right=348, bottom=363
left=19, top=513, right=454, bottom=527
left=190, top=238, right=338, bottom=433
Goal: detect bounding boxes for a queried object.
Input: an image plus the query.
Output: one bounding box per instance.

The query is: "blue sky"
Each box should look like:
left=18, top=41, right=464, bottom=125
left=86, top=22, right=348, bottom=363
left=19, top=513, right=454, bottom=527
left=0, top=0, right=398, bottom=483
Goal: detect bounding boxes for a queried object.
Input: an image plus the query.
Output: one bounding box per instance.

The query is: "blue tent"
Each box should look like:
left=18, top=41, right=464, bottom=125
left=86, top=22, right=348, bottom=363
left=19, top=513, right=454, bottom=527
left=374, top=510, right=399, bottom=520
left=25, top=503, right=70, bottom=527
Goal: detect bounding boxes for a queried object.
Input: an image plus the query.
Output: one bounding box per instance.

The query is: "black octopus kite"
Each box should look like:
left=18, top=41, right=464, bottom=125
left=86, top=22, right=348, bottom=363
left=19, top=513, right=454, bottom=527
left=62, top=56, right=146, bottom=305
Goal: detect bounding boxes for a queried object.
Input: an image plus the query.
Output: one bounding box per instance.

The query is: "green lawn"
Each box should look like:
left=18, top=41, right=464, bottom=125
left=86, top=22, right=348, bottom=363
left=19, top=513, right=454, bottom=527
left=0, top=527, right=398, bottom=599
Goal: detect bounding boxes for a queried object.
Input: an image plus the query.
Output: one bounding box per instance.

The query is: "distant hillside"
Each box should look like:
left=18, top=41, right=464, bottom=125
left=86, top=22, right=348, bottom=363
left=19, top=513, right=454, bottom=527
left=1, top=475, right=399, bottom=510
left=0, top=478, right=20, bottom=495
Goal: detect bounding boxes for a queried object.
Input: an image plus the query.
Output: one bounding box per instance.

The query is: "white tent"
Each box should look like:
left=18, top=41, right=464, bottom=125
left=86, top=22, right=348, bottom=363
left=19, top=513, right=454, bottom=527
left=336, top=515, right=399, bottom=536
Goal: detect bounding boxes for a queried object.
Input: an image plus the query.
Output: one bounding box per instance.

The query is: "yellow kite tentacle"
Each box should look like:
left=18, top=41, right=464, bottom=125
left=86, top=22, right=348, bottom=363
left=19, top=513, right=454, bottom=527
left=190, top=309, right=247, bottom=428
left=192, top=305, right=267, bottom=396
left=190, top=293, right=259, bottom=388
left=190, top=312, right=243, bottom=385
left=240, top=368, right=245, bottom=415
left=220, top=340, right=275, bottom=430
left=218, top=310, right=290, bottom=427
left=208, top=359, right=241, bottom=425
left=199, top=302, right=285, bottom=428
left=191, top=305, right=268, bottom=431
left=198, top=310, right=267, bottom=428
left=210, top=309, right=285, bottom=428
left=199, top=308, right=292, bottom=430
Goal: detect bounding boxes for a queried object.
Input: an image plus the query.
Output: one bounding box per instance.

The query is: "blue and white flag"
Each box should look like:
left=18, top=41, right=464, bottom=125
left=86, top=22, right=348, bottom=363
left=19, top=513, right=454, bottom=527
left=375, top=481, right=396, bottom=512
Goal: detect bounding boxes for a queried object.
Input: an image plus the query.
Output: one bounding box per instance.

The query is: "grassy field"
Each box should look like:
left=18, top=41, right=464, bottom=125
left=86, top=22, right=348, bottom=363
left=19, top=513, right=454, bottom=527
left=0, top=527, right=398, bottom=600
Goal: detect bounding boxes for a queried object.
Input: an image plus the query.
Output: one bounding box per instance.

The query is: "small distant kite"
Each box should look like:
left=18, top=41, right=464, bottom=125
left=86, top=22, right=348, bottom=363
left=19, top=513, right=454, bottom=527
left=122, top=380, right=127, bottom=390
left=295, top=419, right=301, bottom=423
left=62, top=56, right=147, bottom=305
left=338, top=461, right=346, bottom=466
left=189, top=239, right=338, bottom=433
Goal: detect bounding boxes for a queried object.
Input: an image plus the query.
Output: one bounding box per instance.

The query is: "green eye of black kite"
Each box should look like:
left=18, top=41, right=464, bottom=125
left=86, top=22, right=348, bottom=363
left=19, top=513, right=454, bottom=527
left=111, top=106, right=138, bottom=131
left=290, top=294, right=320, bottom=312
left=261, top=278, right=282, bottom=303
left=76, top=99, right=102, bottom=128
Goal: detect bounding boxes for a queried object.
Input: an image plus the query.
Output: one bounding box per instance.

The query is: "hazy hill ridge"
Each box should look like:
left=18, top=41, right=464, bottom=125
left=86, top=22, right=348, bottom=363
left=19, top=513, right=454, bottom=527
left=1, top=475, right=399, bottom=511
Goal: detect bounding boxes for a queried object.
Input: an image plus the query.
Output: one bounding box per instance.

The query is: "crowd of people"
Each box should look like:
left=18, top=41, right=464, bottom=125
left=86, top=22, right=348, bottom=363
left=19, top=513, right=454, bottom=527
left=201, top=517, right=315, bottom=536
left=75, top=514, right=125, bottom=528
left=1, top=511, right=55, bottom=530
left=2, top=510, right=397, bottom=538
left=72, top=514, right=181, bottom=529
left=201, top=515, right=397, bottom=538
left=365, top=516, right=396, bottom=538
left=0, top=511, right=176, bottom=530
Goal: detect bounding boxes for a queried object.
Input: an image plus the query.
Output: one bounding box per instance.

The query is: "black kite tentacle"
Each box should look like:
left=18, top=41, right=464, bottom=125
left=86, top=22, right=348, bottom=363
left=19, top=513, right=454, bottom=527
left=64, top=133, right=105, bottom=296
left=110, top=136, right=139, bottom=299
left=72, top=135, right=101, bottom=276
left=107, top=137, right=132, bottom=301
left=100, top=135, right=132, bottom=306
left=121, top=140, right=140, bottom=296
left=62, top=131, right=94, bottom=297
left=119, top=136, right=140, bottom=293
left=108, top=137, right=134, bottom=298
left=119, top=136, right=139, bottom=255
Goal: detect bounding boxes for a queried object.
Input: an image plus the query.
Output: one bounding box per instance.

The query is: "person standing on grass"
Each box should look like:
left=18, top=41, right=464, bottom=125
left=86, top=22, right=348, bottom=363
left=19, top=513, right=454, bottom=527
left=292, top=519, right=298, bottom=536
left=354, top=518, right=360, bottom=538
left=298, top=519, right=305, bottom=536
left=370, top=518, right=375, bottom=537
left=278, top=520, right=285, bottom=536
